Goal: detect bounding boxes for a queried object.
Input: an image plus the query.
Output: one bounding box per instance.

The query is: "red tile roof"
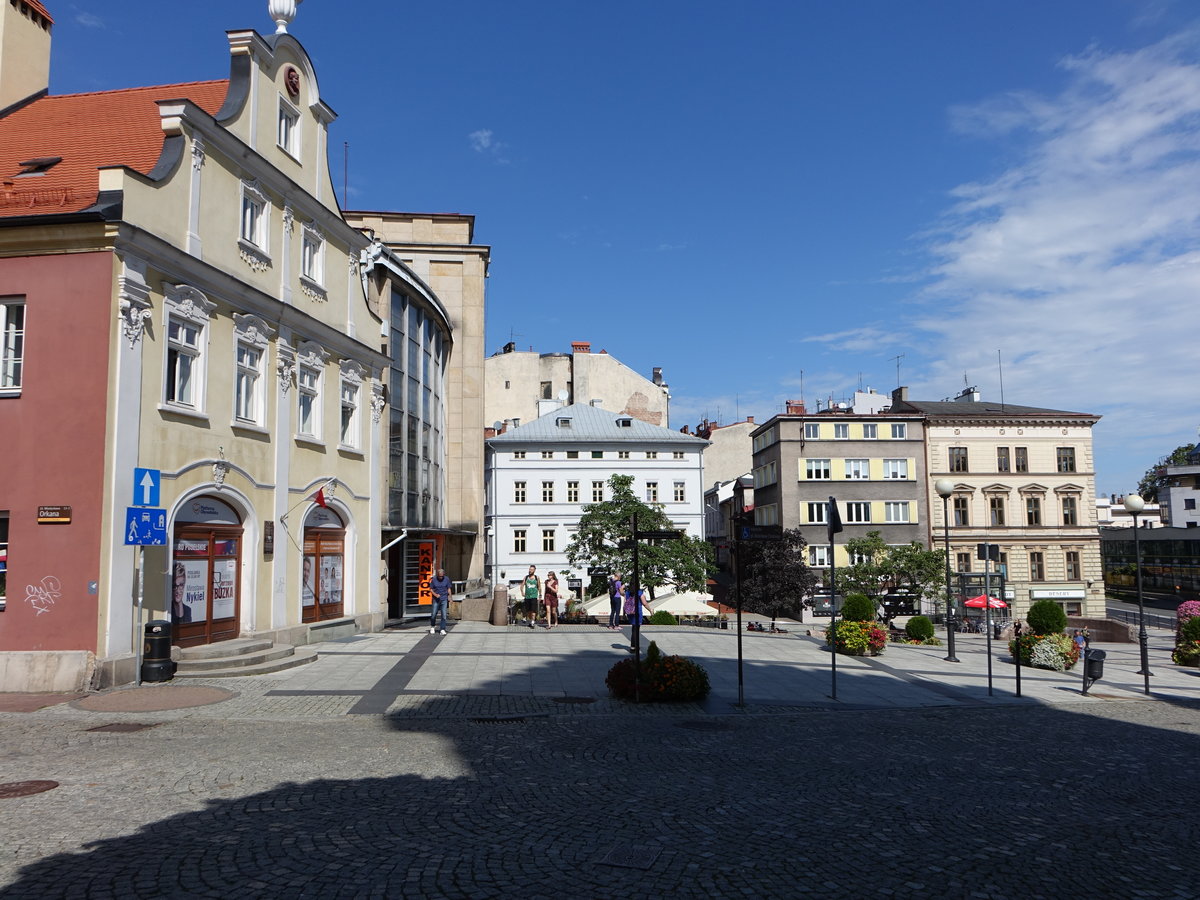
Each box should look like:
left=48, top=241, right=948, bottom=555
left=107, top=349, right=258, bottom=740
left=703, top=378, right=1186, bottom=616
left=0, top=80, right=228, bottom=217
left=18, top=0, right=53, bottom=25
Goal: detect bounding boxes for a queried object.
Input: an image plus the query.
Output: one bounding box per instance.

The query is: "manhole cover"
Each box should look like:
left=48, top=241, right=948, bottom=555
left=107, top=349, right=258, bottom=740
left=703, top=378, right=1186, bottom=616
left=0, top=780, right=59, bottom=799
left=552, top=696, right=596, bottom=704
left=86, top=723, right=161, bottom=733
left=599, top=843, right=662, bottom=870
left=675, top=720, right=733, bottom=732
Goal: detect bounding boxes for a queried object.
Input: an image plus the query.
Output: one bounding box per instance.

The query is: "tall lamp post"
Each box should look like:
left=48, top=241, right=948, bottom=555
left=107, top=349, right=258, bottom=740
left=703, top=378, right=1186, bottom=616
left=1123, top=494, right=1152, bottom=694
left=935, top=479, right=959, bottom=663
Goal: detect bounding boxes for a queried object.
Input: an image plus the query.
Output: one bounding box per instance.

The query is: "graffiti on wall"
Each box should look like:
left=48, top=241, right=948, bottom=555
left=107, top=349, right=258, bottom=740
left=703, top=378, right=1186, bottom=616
left=25, top=575, right=61, bottom=615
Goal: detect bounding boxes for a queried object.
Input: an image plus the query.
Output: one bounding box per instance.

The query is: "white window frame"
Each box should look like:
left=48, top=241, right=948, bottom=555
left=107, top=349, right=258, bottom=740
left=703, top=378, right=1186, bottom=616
left=294, top=341, right=329, bottom=441
left=645, top=481, right=659, bottom=503
left=339, top=359, right=365, bottom=450
left=673, top=482, right=686, bottom=502
left=514, top=481, right=527, bottom=504
left=844, top=459, right=870, bottom=480
left=277, top=95, right=301, bottom=159
left=513, top=529, right=526, bottom=552
left=862, top=423, right=878, bottom=440
left=846, top=501, right=871, bottom=523
left=891, top=423, right=907, bottom=439
left=592, top=481, right=604, bottom=502
left=1, top=297, right=26, bottom=393
left=162, top=285, right=216, bottom=415
left=542, top=481, right=554, bottom=503
left=804, top=423, right=820, bottom=440
left=809, top=545, right=830, bottom=567
left=834, top=423, right=849, bottom=440
left=542, top=528, right=556, bottom=553
left=617, top=450, right=630, bottom=459
left=885, top=501, right=910, bottom=523
left=513, top=451, right=526, bottom=460
left=673, top=451, right=685, bottom=459
left=646, top=451, right=658, bottom=459
left=541, top=450, right=554, bottom=459
left=231, top=313, right=273, bottom=428
left=806, top=458, right=831, bottom=480
left=566, top=481, right=580, bottom=503
left=239, top=180, right=269, bottom=252
left=882, top=458, right=908, bottom=480
left=807, top=501, right=828, bottom=524
left=301, top=223, right=325, bottom=287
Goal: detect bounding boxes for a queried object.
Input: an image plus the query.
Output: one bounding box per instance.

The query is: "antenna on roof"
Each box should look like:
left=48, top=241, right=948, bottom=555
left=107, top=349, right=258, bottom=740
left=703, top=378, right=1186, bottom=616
left=997, top=349, right=1006, bottom=413
left=890, top=354, right=904, bottom=388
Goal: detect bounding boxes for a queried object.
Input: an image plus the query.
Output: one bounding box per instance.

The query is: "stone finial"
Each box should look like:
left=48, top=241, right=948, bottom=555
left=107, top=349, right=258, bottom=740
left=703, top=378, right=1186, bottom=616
left=268, top=0, right=303, bottom=34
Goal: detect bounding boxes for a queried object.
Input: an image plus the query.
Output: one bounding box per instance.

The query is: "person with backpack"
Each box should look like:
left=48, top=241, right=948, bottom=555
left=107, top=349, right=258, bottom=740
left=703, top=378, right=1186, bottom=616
left=521, top=565, right=541, bottom=629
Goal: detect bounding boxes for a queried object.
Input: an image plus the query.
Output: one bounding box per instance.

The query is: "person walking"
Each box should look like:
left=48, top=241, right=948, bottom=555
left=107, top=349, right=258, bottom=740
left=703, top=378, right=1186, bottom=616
left=607, top=573, right=623, bottom=630
left=522, top=565, right=541, bottom=628
left=543, top=571, right=559, bottom=630
left=627, top=584, right=651, bottom=651
left=429, top=567, right=452, bottom=635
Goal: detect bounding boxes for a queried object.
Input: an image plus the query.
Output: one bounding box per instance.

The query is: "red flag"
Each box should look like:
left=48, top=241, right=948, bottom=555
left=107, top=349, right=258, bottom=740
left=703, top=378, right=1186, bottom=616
left=313, top=488, right=327, bottom=508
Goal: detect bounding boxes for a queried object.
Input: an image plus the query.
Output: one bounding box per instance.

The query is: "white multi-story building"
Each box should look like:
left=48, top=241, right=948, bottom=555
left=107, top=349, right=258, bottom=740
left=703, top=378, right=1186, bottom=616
left=484, top=403, right=707, bottom=591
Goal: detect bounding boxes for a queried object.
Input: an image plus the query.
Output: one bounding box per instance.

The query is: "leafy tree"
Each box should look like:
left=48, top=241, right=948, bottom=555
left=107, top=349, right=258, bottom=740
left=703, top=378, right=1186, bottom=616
left=565, top=474, right=713, bottom=595
left=1137, top=443, right=1196, bottom=502
left=837, top=531, right=947, bottom=610
left=736, top=527, right=820, bottom=627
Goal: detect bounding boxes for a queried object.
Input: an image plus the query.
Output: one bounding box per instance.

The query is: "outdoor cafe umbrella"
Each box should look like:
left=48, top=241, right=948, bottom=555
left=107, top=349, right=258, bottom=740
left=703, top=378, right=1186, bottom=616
left=963, top=594, right=1007, bottom=609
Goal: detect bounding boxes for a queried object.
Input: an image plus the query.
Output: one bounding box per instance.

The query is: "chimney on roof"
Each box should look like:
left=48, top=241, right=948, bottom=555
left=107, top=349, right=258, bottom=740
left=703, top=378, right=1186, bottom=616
left=746, top=416, right=754, bottom=424
left=785, top=400, right=806, bottom=415
left=571, top=341, right=590, bottom=353
left=502, top=341, right=515, bottom=354
left=652, top=367, right=663, bottom=386
left=954, top=385, right=981, bottom=403
left=892, top=386, right=909, bottom=403
left=1, top=0, right=53, bottom=111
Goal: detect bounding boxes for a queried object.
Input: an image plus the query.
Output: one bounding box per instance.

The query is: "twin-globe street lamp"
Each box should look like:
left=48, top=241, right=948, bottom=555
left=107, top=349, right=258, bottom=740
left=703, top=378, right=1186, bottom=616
left=935, top=478, right=959, bottom=663
left=1122, top=493, right=1153, bottom=694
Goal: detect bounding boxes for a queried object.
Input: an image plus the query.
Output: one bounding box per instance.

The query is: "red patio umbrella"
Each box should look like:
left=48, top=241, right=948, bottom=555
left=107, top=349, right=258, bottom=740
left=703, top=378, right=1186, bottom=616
left=963, top=594, right=1007, bottom=609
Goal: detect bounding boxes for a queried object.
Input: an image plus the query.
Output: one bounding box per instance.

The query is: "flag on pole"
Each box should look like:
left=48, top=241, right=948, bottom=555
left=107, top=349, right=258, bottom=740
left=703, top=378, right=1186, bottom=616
left=313, top=488, right=328, bottom=508
left=826, top=496, right=843, bottom=543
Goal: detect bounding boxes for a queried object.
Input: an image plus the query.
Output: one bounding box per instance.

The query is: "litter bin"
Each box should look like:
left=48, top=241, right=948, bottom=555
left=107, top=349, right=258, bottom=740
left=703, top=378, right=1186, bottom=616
left=142, top=619, right=175, bottom=682
left=1085, top=649, right=1106, bottom=682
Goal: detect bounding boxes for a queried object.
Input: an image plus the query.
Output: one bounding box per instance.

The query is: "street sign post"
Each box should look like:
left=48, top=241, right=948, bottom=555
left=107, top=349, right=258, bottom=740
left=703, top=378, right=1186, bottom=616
left=738, top=524, right=782, bottom=542
left=133, top=468, right=161, bottom=507
left=124, top=507, right=167, bottom=546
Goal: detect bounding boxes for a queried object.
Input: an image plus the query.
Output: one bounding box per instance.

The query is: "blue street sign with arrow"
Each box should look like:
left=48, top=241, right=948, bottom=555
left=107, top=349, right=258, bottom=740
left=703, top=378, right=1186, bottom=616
left=133, top=468, right=161, bottom=507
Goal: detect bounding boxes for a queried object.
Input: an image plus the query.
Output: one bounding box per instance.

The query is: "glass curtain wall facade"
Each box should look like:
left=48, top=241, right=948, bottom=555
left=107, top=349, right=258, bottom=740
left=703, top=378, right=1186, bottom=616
left=388, top=286, right=447, bottom=529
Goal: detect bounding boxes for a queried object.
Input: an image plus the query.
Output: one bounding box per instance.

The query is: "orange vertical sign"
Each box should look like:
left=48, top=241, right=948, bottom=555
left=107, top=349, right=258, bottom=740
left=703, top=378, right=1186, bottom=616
left=417, top=541, right=435, bottom=604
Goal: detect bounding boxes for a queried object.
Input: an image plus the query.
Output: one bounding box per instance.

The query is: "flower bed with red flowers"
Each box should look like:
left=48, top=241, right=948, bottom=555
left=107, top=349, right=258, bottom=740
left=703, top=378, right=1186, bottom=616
left=606, top=641, right=710, bottom=702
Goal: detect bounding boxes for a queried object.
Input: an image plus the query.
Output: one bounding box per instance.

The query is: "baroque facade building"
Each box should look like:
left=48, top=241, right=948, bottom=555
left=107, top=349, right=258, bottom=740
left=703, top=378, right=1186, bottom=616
left=0, top=3, right=387, bottom=688
left=890, top=387, right=1104, bottom=618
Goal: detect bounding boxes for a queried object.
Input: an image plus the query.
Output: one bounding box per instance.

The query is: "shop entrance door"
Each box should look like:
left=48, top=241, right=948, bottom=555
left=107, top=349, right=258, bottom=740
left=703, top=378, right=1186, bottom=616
left=302, top=506, right=345, bottom=622
left=171, top=496, right=242, bottom=648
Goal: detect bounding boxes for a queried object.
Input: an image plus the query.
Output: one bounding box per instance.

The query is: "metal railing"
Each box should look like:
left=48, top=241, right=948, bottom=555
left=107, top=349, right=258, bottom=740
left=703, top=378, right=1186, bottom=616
left=1106, top=608, right=1176, bottom=631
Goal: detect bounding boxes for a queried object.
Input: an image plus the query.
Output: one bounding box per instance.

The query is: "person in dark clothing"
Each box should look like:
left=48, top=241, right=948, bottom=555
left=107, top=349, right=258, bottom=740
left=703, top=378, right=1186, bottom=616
left=430, top=567, right=452, bottom=635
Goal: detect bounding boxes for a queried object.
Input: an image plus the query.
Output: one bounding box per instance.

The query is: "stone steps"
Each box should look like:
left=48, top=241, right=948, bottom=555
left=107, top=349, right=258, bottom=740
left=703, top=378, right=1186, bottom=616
left=174, top=641, right=318, bottom=678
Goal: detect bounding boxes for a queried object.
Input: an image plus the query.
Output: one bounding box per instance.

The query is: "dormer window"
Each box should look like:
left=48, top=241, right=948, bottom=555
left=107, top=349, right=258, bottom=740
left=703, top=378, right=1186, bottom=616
left=616, top=416, right=633, bottom=428
left=556, top=416, right=572, bottom=428
left=277, top=96, right=300, bottom=159
left=15, top=156, right=62, bottom=177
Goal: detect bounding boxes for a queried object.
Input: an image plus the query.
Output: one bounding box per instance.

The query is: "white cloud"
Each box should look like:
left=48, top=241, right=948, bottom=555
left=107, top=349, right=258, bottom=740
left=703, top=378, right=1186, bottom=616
left=74, top=11, right=104, bottom=28
left=914, top=31, right=1200, bottom=490
left=468, top=128, right=509, bottom=164
left=800, top=326, right=906, bottom=354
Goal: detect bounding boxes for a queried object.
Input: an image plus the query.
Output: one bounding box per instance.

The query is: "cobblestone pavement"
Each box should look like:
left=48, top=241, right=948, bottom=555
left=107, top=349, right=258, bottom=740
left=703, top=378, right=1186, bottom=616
left=2, top=625, right=1198, bottom=898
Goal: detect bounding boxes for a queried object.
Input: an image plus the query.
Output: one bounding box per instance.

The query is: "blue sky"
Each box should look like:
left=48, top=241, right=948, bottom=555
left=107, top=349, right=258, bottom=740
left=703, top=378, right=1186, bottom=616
left=48, top=1, right=1200, bottom=495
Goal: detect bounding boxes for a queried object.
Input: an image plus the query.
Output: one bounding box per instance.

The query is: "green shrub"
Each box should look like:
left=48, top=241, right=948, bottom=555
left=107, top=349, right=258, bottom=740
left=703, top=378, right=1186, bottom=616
left=1026, top=599, right=1067, bottom=635
left=840, top=593, right=877, bottom=622
left=1009, top=632, right=1079, bottom=670
left=826, top=619, right=888, bottom=656
left=606, top=641, right=710, bottom=702
left=905, top=615, right=934, bottom=641
left=648, top=610, right=678, bottom=626
left=1180, top=616, right=1200, bottom=643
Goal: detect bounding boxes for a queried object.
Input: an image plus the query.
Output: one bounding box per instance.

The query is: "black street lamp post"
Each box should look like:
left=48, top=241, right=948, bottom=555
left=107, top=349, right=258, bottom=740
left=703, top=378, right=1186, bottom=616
left=935, top=479, right=959, bottom=663
left=1123, top=494, right=1152, bottom=694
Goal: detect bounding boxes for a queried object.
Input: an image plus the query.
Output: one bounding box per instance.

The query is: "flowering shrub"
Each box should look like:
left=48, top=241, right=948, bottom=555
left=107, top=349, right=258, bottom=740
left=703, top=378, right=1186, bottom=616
left=1177, top=601, right=1200, bottom=624
left=1009, top=632, right=1079, bottom=670
left=605, top=641, right=710, bottom=702
left=826, top=619, right=888, bottom=656
left=1172, top=614, right=1200, bottom=665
